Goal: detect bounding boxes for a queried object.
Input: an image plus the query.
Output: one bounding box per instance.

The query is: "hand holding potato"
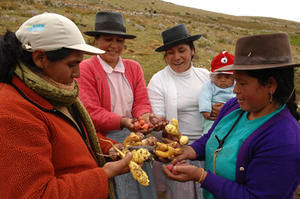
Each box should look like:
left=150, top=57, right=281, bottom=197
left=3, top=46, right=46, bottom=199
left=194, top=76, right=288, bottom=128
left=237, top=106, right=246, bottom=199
left=103, top=152, right=132, bottom=179
left=162, top=162, right=205, bottom=183
left=120, top=117, right=135, bottom=131
left=171, top=145, right=197, bottom=165
left=108, top=143, right=123, bottom=160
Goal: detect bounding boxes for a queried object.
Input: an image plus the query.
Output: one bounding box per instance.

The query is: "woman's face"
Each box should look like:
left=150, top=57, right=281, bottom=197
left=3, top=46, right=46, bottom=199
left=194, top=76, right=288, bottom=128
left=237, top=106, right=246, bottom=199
left=233, top=71, right=277, bottom=118
left=165, top=43, right=194, bottom=73
left=41, top=50, right=83, bottom=85
left=95, top=35, right=125, bottom=67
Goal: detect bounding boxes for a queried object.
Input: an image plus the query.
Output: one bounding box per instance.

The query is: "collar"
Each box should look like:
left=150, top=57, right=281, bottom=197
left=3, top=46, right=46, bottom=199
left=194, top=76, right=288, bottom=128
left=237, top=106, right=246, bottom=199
left=167, top=64, right=193, bottom=77
left=97, top=55, right=125, bottom=74
left=11, top=76, right=53, bottom=110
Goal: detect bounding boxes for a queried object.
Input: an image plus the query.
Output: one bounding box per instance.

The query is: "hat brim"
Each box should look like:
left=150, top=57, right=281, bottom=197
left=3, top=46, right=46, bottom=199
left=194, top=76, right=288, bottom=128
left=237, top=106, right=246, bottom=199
left=84, top=31, right=136, bottom=39
left=155, top=34, right=201, bottom=52
left=216, top=62, right=300, bottom=72
left=66, top=43, right=105, bottom=55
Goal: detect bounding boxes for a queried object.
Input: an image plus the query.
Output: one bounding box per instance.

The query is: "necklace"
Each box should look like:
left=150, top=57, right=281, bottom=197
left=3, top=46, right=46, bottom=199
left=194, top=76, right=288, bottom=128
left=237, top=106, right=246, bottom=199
left=213, top=110, right=245, bottom=174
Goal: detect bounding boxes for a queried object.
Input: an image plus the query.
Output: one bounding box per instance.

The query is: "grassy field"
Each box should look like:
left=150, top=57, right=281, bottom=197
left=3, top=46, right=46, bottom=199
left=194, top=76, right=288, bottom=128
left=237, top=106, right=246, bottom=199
left=0, top=0, right=300, bottom=197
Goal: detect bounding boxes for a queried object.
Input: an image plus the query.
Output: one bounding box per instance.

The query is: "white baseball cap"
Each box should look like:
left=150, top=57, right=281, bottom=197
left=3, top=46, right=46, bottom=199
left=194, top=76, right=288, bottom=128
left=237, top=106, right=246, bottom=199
left=16, top=12, right=104, bottom=55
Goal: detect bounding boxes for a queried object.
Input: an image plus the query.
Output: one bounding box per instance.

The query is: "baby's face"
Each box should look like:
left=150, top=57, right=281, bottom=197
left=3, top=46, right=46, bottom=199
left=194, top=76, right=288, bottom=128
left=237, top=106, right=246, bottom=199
left=213, top=73, right=234, bottom=88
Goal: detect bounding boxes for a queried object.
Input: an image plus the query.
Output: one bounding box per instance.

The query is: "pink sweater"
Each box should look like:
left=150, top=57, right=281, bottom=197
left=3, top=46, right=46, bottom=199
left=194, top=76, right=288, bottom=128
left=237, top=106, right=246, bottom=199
left=77, top=56, right=152, bottom=136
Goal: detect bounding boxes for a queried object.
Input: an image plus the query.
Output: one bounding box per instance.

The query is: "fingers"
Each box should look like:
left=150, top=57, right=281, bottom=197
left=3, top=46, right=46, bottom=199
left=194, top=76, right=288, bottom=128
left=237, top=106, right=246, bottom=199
left=171, top=156, right=184, bottom=165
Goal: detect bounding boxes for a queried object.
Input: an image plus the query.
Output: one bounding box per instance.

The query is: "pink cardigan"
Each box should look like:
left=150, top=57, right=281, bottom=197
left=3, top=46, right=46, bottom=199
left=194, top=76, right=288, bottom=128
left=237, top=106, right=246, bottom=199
left=77, top=56, right=152, bottom=136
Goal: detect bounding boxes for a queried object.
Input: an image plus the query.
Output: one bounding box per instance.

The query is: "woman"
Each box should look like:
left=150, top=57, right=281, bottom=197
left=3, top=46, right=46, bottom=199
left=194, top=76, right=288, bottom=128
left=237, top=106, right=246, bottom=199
left=77, top=11, right=157, bottom=199
left=147, top=24, right=218, bottom=199
left=0, top=13, right=133, bottom=199
left=163, top=33, right=300, bottom=199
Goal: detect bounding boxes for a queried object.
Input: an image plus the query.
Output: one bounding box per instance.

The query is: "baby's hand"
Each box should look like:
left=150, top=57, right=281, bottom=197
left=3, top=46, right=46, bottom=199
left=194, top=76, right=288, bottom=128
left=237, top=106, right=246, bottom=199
left=201, top=112, right=212, bottom=120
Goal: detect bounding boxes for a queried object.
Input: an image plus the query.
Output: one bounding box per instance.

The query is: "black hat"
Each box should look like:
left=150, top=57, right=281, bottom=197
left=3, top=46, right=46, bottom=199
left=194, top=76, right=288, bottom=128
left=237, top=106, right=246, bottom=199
left=84, top=11, right=136, bottom=39
left=155, top=24, right=201, bottom=52
left=216, top=33, right=300, bottom=72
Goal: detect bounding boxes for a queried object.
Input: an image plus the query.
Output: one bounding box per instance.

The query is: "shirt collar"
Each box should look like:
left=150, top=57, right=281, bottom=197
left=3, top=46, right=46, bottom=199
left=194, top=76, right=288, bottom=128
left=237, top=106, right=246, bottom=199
left=97, top=55, right=125, bottom=74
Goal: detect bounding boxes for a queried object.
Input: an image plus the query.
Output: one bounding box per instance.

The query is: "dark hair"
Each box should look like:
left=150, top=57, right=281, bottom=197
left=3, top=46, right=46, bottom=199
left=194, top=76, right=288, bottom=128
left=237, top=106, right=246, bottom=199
left=163, top=41, right=196, bottom=60
left=246, top=68, right=300, bottom=121
left=0, top=30, right=74, bottom=83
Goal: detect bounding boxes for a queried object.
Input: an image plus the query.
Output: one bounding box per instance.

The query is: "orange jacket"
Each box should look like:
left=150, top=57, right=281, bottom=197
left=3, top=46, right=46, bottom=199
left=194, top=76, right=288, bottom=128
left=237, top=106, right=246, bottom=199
left=0, top=77, right=115, bottom=199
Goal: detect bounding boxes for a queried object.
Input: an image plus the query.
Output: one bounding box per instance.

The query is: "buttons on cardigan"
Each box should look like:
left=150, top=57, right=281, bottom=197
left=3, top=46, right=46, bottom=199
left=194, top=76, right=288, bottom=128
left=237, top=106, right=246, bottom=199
left=239, top=166, right=245, bottom=171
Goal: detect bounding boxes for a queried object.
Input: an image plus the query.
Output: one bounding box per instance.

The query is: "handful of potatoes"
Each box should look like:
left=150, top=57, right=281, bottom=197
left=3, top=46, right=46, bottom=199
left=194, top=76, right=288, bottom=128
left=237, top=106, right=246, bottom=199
left=123, top=118, right=188, bottom=162
left=131, top=114, right=169, bottom=134
left=154, top=118, right=189, bottom=161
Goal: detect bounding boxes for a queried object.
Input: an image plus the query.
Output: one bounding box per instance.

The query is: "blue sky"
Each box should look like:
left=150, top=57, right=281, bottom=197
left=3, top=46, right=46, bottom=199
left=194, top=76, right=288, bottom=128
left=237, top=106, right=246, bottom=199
left=163, top=0, right=300, bottom=22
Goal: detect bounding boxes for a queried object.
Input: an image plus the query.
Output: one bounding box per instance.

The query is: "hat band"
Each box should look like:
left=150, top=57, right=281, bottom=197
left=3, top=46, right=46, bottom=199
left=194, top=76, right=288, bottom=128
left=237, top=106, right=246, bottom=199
left=163, top=33, right=190, bottom=44
left=235, top=55, right=292, bottom=65
left=95, top=22, right=126, bottom=33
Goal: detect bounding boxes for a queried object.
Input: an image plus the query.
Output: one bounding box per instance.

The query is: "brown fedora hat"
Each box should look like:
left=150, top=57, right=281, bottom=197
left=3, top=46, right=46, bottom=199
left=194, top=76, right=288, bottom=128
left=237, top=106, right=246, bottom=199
left=84, top=11, right=136, bottom=39
left=155, top=24, right=201, bottom=52
left=216, top=33, right=300, bottom=72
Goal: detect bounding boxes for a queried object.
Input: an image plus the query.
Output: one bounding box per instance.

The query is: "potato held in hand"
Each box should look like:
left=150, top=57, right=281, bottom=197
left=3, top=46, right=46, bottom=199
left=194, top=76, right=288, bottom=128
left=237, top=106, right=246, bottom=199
left=165, top=118, right=189, bottom=145
left=101, top=138, right=149, bottom=186
left=154, top=142, right=183, bottom=160
left=179, top=135, right=189, bottom=145
left=166, top=164, right=178, bottom=175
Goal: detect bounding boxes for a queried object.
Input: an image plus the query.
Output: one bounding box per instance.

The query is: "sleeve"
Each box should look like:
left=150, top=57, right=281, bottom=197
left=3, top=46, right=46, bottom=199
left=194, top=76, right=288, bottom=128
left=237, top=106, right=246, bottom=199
left=198, top=82, right=213, bottom=113
left=0, top=111, right=109, bottom=199
left=77, top=60, right=122, bottom=135
left=98, top=133, right=118, bottom=154
left=147, top=73, right=166, bottom=117
left=129, top=61, right=152, bottom=117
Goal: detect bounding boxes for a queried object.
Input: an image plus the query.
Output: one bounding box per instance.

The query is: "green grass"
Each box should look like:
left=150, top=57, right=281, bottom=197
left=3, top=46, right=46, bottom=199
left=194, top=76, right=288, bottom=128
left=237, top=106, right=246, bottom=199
left=290, top=34, right=300, bottom=46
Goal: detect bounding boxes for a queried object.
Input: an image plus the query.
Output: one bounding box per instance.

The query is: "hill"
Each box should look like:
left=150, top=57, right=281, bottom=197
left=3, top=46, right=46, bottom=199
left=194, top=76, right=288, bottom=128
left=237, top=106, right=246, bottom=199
left=1, top=0, right=300, bottom=98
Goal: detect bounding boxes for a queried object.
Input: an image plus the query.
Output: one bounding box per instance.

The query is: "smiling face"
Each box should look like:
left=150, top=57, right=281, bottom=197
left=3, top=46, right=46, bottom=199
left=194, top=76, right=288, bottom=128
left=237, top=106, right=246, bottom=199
left=35, top=50, right=83, bottom=86
left=233, top=71, right=279, bottom=119
left=95, top=34, right=125, bottom=68
left=165, top=43, right=194, bottom=73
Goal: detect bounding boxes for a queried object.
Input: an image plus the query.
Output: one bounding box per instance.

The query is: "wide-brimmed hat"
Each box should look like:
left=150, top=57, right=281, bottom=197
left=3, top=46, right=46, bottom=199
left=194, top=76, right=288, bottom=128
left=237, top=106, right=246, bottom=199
left=16, top=12, right=104, bottom=55
left=155, top=24, right=201, bottom=52
left=216, top=33, right=300, bottom=72
left=84, top=11, right=136, bottom=39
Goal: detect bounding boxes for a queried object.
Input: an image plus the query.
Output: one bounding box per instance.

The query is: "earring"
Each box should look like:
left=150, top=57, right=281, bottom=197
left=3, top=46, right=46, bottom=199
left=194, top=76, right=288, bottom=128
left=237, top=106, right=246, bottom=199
left=269, top=92, right=273, bottom=104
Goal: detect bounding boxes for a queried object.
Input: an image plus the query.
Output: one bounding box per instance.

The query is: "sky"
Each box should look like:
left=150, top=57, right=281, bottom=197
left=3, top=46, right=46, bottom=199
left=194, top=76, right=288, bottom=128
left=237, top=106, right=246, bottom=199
left=162, top=0, right=300, bottom=23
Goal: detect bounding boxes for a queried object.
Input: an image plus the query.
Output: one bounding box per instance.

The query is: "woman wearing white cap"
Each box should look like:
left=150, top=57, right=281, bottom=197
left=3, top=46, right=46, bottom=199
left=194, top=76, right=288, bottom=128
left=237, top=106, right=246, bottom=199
left=0, top=13, right=131, bottom=199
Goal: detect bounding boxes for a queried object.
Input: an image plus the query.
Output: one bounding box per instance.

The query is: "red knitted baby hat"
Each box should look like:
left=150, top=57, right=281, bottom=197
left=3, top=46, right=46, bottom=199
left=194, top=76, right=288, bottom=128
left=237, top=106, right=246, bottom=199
left=211, top=51, right=234, bottom=73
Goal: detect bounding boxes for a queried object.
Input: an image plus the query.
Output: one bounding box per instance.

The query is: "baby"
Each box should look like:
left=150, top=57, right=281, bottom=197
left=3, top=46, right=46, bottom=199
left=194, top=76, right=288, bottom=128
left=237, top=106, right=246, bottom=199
left=198, top=51, right=236, bottom=134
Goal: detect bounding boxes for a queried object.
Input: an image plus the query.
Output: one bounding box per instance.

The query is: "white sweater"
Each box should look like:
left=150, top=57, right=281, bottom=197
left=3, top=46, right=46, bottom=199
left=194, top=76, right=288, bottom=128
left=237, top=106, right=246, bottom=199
left=147, top=65, right=209, bottom=143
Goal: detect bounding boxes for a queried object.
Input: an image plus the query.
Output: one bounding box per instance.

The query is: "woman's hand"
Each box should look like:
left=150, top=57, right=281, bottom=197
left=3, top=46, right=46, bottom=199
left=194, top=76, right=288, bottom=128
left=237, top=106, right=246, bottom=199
left=148, top=114, right=169, bottom=131
left=102, top=152, right=132, bottom=179
left=108, top=143, right=123, bottom=160
left=120, top=117, right=134, bottom=130
left=171, top=145, right=197, bottom=164
left=162, top=163, right=205, bottom=182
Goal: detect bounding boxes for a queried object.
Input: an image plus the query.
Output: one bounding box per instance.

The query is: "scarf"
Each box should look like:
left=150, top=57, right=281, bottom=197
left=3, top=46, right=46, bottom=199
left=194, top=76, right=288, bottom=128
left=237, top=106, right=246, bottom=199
left=15, top=64, right=115, bottom=199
